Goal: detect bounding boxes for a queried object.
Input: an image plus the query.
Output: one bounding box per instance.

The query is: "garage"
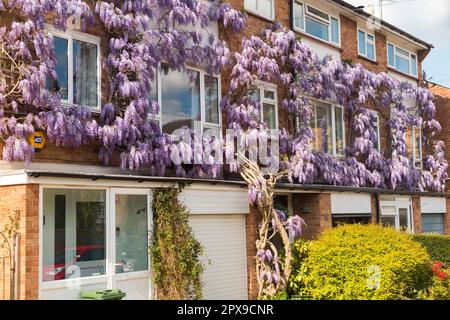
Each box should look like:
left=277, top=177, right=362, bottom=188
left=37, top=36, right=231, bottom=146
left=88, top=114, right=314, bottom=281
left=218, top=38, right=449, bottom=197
left=182, top=187, right=249, bottom=300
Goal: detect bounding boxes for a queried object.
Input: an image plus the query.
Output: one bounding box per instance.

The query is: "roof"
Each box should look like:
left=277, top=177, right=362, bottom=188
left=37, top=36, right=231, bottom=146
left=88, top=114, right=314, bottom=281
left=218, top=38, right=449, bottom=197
left=330, top=0, right=434, bottom=49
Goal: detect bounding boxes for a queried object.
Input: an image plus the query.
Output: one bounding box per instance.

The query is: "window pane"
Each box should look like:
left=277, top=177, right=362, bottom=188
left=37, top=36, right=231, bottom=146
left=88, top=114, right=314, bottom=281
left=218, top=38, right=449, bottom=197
left=115, top=194, right=148, bottom=273
left=48, top=37, right=69, bottom=100
left=43, top=189, right=106, bottom=282
left=205, top=76, right=219, bottom=124
left=334, top=107, right=344, bottom=155
left=149, top=72, right=158, bottom=103
left=367, top=43, right=375, bottom=60
left=244, top=0, right=257, bottom=11
left=264, top=89, right=275, bottom=100
left=73, top=40, right=98, bottom=108
left=399, top=208, right=409, bottom=230
left=258, top=0, right=273, bottom=19
left=380, top=215, right=396, bottom=228
left=161, top=66, right=201, bottom=134
left=358, top=31, right=366, bottom=55
left=373, top=115, right=380, bottom=151
left=422, top=214, right=444, bottom=234
left=414, top=127, right=421, bottom=166
left=367, top=34, right=374, bottom=42
left=307, top=5, right=329, bottom=20
left=388, top=44, right=395, bottom=66
left=395, top=55, right=410, bottom=74
left=332, top=215, right=370, bottom=227
left=293, top=1, right=304, bottom=30
left=305, top=16, right=329, bottom=41
left=262, top=103, right=276, bottom=129
left=411, top=54, right=417, bottom=76
left=311, top=104, right=331, bottom=153
left=331, top=17, right=339, bottom=44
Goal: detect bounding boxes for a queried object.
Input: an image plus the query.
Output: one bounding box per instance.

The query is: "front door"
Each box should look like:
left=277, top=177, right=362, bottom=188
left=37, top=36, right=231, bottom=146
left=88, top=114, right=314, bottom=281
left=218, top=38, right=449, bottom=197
left=109, top=189, right=152, bottom=300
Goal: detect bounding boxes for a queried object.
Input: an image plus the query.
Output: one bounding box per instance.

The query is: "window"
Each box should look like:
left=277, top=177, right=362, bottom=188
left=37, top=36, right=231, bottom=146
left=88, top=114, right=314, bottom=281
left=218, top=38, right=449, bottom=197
left=299, top=100, right=344, bottom=156
left=379, top=199, right=412, bottom=232
left=150, top=65, right=221, bottom=135
left=253, top=84, right=278, bottom=130
left=332, top=214, right=371, bottom=227
left=47, top=30, right=100, bottom=109
left=422, top=213, right=445, bottom=234
left=358, top=30, right=376, bottom=61
left=387, top=43, right=418, bottom=77
left=244, top=0, right=274, bottom=20
left=293, top=1, right=340, bottom=45
left=42, top=188, right=106, bottom=281
left=405, top=126, right=422, bottom=168
left=372, top=111, right=381, bottom=152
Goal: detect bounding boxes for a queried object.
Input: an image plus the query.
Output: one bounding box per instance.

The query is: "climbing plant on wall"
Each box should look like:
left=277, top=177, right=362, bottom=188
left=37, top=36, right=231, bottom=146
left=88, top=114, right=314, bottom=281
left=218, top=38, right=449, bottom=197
left=150, top=184, right=205, bottom=299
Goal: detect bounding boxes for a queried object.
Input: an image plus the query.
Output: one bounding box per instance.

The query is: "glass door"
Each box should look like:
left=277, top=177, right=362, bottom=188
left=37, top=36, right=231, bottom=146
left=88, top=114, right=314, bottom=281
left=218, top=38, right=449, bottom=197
left=109, top=189, right=152, bottom=300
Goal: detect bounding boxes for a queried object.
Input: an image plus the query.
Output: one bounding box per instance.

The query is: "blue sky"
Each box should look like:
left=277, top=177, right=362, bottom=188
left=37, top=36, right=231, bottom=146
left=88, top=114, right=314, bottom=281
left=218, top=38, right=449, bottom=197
left=346, top=0, right=450, bottom=87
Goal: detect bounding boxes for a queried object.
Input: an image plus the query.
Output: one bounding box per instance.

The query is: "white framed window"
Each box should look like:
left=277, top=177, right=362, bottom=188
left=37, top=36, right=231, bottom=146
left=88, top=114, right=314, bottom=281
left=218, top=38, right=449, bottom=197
left=422, top=213, right=445, bottom=234
left=244, top=0, right=275, bottom=20
left=253, top=83, right=278, bottom=130
left=46, top=27, right=101, bottom=110
left=358, top=29, right=376, bottom=61
left=405, top=125, right=422, bottom=168
left=380, top=198, right=413, bottom=233
left=297, top=99, right=345, bottom=156
left=293, top=1, right=340, bottom=45
left=149, top=65, right=222, bottom=135
left=387, top=42, right=418, bottom=77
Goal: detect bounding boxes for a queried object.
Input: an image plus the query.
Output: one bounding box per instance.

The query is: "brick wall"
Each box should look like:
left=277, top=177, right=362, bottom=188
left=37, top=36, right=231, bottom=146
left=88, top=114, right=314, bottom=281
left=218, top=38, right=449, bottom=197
left=411, top=196, right=422, bottom=234
left=0, top=184, right=39, bottom=300
left=245, top=205, right=260, bottom=299
left=292, top=193, right=332, bottom=240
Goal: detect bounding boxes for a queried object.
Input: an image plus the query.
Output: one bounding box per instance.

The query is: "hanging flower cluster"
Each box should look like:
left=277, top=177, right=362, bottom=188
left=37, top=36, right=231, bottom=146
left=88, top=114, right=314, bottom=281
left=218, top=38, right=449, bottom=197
left=222, top=24, right=448, bottom=192
left=0, top=3, right=447, bottom=192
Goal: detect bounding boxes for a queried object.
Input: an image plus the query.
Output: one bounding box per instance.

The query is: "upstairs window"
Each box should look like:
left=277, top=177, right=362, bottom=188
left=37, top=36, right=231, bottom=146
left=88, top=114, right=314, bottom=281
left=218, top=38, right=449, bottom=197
left=47, top=30, right=100, bottom=109
left=293, top=1, right=340, bottom=45
left=298, top=100, right=345, bottom=156
left=388, top=43, right=418, bottom=77
left=253, top=84, right=278, bottom=130
left=358, top=30, right=376, bottom=61
left=244, top=0, right=275, bottom=20
left=149, top=66, right=221, bottom=135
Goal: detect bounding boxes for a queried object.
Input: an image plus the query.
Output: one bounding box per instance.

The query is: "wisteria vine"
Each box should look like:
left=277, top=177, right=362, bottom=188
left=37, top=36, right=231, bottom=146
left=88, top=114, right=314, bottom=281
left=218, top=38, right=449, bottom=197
left=0, top=2, right=447, bottom=192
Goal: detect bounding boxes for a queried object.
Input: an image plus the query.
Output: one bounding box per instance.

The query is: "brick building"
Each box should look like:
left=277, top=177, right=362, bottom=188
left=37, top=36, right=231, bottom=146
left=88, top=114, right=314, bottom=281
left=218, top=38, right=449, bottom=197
left=0, top=0, right=449, bottom=300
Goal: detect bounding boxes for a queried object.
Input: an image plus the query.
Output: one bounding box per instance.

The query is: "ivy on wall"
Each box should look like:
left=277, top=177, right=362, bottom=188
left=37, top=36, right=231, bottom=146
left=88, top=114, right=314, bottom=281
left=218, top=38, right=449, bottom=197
left=150, top=184, right=205, bottom=300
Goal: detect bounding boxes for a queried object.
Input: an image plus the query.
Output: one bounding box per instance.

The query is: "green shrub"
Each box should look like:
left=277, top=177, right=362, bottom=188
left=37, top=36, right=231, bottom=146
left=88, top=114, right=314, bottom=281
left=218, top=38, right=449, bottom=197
left=291, top=224, right=433, bottom=300
left=412, top=234, right=450, bottom=265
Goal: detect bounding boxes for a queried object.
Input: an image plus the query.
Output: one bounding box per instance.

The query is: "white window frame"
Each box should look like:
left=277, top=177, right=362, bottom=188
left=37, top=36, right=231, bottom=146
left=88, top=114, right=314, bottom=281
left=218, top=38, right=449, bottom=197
left=46, top=25, right=102, bottom=111
left=255, top=82, right=278, bottom=130
left=387, top=42, right=418, bottom=78
left=293, top=1, right=341, bottom=46
left=379, top=198, right=413, bottom=233
left=150, top=65, right=222, bottom=134
left=357, top=29, right=376, bottom=61
left=408, top=125, right=423, bottom=169
left=297, top=98, right=346, bottom=157
left=244, top=0, right=275, bottom=21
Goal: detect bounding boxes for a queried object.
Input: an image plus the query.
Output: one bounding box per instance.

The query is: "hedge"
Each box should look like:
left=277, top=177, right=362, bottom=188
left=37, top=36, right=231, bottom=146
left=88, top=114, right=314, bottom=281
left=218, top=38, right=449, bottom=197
left=412, top=234, right=450, bottom=265
left=291, top=224, right=433, bottom=300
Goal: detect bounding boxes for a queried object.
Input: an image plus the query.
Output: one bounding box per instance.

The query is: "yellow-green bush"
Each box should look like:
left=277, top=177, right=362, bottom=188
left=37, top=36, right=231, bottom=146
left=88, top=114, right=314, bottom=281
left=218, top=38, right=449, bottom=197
left=293, top=224, right=433, bottom=300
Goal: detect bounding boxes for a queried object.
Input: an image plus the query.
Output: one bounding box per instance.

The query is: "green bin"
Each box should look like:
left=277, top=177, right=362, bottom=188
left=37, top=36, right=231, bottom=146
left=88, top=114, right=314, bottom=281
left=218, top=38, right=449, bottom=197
left=80, top=289, right=126, bottom=300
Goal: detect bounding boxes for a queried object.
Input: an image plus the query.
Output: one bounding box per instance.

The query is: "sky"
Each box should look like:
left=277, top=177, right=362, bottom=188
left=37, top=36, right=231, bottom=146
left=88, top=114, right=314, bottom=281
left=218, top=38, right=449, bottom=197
left=345, top=0, right=450, bottom=87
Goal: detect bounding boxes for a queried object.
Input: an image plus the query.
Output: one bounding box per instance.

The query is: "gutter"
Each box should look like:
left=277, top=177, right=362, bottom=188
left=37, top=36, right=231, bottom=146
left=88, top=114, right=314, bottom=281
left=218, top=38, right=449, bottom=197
left=25, top=170, right=449, bottom=197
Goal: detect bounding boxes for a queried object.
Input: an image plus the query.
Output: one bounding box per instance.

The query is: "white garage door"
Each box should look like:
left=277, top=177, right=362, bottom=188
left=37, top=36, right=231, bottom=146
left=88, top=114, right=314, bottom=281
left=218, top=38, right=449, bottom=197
left=189, top=214, right=248, bottom=300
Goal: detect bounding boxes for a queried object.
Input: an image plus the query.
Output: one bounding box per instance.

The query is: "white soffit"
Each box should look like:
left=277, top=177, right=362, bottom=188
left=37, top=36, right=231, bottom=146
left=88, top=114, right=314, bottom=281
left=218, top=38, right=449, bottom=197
left=331, top=193, right=372, bottom=214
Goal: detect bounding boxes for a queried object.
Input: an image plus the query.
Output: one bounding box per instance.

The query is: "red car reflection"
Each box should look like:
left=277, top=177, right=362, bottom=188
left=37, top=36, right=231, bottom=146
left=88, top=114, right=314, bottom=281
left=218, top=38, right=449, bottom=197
left=43, top=245, right=105, bottom=281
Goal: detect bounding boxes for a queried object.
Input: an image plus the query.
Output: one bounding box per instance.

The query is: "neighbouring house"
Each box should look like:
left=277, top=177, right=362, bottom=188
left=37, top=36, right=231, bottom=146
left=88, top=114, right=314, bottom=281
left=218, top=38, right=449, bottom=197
left=0, top=0, right=449, bottom=301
